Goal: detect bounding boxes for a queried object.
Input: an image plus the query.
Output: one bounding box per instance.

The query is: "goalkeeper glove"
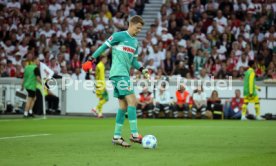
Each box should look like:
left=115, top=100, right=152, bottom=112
left=82, top=56, right=95, bottom=72
left=139, top=67, right=150, bottom=79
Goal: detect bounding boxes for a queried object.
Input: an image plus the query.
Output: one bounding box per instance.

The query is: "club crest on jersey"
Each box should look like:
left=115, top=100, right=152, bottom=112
left=108, top=36, right=113, bottom=41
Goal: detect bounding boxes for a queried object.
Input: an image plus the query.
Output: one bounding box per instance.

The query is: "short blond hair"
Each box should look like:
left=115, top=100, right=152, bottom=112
left=129, top=15, right=144, bottom=26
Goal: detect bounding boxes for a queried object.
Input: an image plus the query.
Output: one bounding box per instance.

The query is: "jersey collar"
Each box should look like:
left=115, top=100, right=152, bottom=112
left=126, top=30, right=134, bottom=38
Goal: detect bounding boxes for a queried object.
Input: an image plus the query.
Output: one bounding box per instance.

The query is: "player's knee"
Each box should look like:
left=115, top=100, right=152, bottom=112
left=255, top=103, right=260, bottom=108
left=242, top=104, right=247, bottom=110
left=126, top=95, right=137, bottom=107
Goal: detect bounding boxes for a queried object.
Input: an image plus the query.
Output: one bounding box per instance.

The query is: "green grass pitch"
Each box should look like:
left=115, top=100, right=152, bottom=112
left=0, top=117, right=276, bottom=166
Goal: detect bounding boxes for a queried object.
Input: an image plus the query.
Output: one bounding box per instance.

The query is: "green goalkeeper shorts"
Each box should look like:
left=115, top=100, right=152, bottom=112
left=110, top=76, right=134, bottom=99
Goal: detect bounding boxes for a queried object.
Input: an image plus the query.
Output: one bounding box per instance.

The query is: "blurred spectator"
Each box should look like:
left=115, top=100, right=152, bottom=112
left=137, top=87, right=154, bottom=118
left=6, top=59, right=16, bottom=77
left=49, top=58, right=61, bottom=76
left=175, top=84, right=190, bottom=118
left=224, top=89, right=244, bottom=119
left=174, top=60, right=189, bottom=78
left=148, top=44, right=164, bottom=70
left=0, top=60, right=8, bottom=77
left=255, top=57, right=266, bottom=80
left=197, top=68, right=210, bottom=80
left=60, top=66, right=71, bottom=78
left=216, top=62, right=231, bottom=79
left=71, top=67, right=85, bottom=80
left=193, top=48, right=206, bottom=77
left=36, top=82, right=60, bottom=115
left=191, top=86, right=207, bottom=119
left=154, top=83, right=172, bottom=118
left=161, top=51, right=175, bottom=76
left=267, top=62, right=276, bottom=79
left=236, top=53, right=248, bottom=70
left=146, top=58, right=157, bottom=74
left=45, top=88, right=60, bottom=114
left=154, top=67, right=165, bottom=80
left=207, top=90, right=223, bottom=119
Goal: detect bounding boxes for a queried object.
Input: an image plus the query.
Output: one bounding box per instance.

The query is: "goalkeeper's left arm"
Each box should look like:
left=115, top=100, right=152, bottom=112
left=131, top=57, right=149, bottom=79
left=131, top=48, right=149, bottom=79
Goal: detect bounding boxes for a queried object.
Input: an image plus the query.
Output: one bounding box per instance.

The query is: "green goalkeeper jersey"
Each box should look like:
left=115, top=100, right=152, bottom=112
left=244, top=67, right=257, bottom=97
left=92, top=31, right=141, bottom=78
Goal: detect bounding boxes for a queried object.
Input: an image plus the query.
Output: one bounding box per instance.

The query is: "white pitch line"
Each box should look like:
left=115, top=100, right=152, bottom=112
left=0, top=134, right=51, bottom=140
left=149, top=125, right=274, bottom=129
left=0, top=118, right=46, bottom=122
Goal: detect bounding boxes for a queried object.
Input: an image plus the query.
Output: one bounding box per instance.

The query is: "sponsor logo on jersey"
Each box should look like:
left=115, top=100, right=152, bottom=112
left=122, top=46, right=135, bottom=54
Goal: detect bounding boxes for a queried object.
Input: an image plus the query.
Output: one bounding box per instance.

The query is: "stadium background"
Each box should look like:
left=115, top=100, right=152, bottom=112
left=0, top=0, right=276, bottom=116
left=1, top=1, right=276, bottom=166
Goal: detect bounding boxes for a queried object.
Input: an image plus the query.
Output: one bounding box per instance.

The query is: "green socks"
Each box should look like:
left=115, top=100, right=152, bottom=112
left=127, top=106, right=138, bottom=136
left=113, top=106, right=139, bottom=138
left=114, top=109, right=126, bottom=138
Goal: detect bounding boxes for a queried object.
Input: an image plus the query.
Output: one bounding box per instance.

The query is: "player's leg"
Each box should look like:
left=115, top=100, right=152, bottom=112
left=114, top=76, right=142, bottom=143
left=24, top=97, right=32, bottom=117
left=125, top=94, right=142, bottom=144
left=254, top=96, right=262, bottom=120
left=112, top=97, right=130, bottom=147
left=92, top=90, right=102, bottom=116
left=110, top=77, right=130, bottom=147
left=91, top=90, right=101, bottom=116
left=96, top=98, right=107, bottom=118
left=28, top=96, right=36, bottom=117
left=96, top=91, right=109, bottom=118
left=241, top=97, right=249, bottom=120
left=25, top=90, right=36, bottom=117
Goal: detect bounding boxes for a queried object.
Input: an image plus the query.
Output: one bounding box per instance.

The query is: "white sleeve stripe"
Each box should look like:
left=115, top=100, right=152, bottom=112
left=105, top=41, right=111, bottom=47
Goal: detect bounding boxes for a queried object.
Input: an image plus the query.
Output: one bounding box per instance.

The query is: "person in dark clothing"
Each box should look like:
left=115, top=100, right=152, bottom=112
left=162, top=51, right=175, bottom=76
left=207, top=90, right=223, bottom=119
left=63, top=32, right=77, bottom=60
left=174, top=60, right=190, bottom=78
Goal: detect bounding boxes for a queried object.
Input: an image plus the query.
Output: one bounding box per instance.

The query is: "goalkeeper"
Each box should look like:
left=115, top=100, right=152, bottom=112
left=82, top=15, right=149, bottom=147
left=241, top=60, right=262, bottom=120
left=91, top=55, right=109, bottom=118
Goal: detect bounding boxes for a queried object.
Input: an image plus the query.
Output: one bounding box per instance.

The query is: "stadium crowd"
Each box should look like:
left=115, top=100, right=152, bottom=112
left=0, top=0, right=275, bottom=81
left=0, top=0, right=147, bottom=79
left=139, top=0, right=276, bottom=81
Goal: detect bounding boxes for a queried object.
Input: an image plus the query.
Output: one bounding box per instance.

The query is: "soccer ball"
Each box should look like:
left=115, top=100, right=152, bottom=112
left=142, top=135, right=157, bottom=149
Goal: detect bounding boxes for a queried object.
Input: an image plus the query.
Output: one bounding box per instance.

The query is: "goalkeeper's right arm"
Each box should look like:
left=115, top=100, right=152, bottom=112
left=83, top=44, right=109, bottom=72
left=90, top=44, right=109, bottom=59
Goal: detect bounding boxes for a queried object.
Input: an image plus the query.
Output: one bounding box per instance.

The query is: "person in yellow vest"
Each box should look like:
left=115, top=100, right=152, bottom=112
left=36, top=82, right=60, bottom=114
left=241, top=60, right=262, bottom=120
left=91, top=55, right=109, bottom=118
